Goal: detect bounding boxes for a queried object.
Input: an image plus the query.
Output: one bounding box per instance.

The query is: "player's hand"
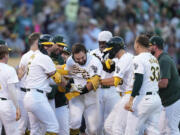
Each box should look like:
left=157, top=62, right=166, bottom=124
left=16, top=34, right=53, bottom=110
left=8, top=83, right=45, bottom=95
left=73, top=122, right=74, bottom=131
left=17, top=65, right=26, bottom=80
left=71, top=84, right=83, bottom=93
left=124, top=101, right=134, bottom=112
left=16, top=107, right=21, bottom=121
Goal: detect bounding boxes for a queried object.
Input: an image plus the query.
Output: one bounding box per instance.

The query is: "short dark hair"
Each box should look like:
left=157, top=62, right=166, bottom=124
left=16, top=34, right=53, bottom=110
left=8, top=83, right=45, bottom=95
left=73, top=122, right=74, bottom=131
left=28, top=32, right=41, bottom=46
left=0, top=45, right=9, bottom=59
left=72, top=43, right=87, bottom=55
left=136, top=35, right=149, bottom=48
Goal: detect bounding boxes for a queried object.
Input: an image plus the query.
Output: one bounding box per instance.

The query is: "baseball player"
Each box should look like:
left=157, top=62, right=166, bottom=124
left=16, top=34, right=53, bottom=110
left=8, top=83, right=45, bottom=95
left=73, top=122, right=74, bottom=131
left=124, top=35, right=162, bottom=135
left=0, top=39, right=9, bottom=135
left=0, top=45, right=21, bottom=135
left=65, top=43, right=102, bottom=135
left=99, top=36, right=134, bottom=135
left=23, top=33, right=63, bottom=135
left=50, top=35, right=70, bottom=135
left=90, top=31, right=120, bottom=135
left=149, top=36, right=180, bottom=135
left=17, top=32, right=41, bottom=135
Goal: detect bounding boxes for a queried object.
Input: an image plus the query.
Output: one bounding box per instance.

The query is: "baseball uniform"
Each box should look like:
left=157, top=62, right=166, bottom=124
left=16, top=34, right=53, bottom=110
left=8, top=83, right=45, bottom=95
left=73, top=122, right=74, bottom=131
left=66, top=53, right=102, bottom=135
left=23, top=50, right=59, bottom=135
left=18, top=50, right=34, bottom=134
left=91, top=48, right=120, bottom=135
left=0, top=63, right=20, bottom=135
left=104, top=52, right=134, bottom=135
left=125, top=52, right=162, bottom=135
left=51, top=54, right=69, bottom=135
left=158, top=52, right=180, bottom=135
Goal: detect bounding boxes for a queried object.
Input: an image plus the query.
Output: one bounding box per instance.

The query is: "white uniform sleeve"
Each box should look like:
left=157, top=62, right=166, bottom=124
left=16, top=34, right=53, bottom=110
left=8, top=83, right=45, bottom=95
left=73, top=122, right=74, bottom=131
left=7, top=67, right=19, bottom=84
left=7, top=83, right=19, bottom=108
left=133, top=56, right=144, bottom=74
left=65, top=56, right=74, bottom=71
left=113, top=57, right=129, bottom=78
left=90, top=57, right=103, bottom=77
left=39, top=55, right=56, bottom=74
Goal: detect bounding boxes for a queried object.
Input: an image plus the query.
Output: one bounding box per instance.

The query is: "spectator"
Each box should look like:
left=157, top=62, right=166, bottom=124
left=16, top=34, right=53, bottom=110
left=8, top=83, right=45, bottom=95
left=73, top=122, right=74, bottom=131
left=83, top=18, right=100, bottom=50
left=6, top=33, right=25, bottom=57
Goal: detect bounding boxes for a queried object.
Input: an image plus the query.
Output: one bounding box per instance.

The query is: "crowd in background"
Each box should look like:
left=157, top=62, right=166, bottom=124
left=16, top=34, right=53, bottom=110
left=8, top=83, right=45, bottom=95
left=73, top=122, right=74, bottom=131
left=0, top=0, right=180, bottom=69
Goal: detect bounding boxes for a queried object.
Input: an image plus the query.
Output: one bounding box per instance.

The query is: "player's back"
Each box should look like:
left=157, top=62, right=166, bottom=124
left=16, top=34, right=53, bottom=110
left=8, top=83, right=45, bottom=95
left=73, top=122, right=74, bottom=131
left=134, top=52, right=160, bottom=94
left=26, top=50, right=56, bottom=92
left=0, top=63, right=18, bottom=99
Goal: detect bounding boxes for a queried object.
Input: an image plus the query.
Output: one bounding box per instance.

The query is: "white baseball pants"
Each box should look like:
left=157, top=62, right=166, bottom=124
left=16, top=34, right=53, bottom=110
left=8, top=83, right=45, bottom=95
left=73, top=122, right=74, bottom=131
left=24, top=90, right=59, bottom=135
left=55, top=105, right=69, bottom=135
left=69, top=95, right=99, bottom=135
left=0, top=100, right=20, bottom=135
left=104, top=94, right=130, bottom=135
left=164, top=99, right=180, bottom=135
left=125, top=93, right=162, bottom=135
left=18, top=90, right=29, bottom=134
left=98, top=87, right=120, bottom=135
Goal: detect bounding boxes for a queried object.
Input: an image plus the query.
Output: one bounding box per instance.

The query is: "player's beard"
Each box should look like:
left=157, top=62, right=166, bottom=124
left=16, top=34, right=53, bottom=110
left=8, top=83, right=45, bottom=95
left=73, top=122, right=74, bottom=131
left=78, top=60, right=86, bottom=65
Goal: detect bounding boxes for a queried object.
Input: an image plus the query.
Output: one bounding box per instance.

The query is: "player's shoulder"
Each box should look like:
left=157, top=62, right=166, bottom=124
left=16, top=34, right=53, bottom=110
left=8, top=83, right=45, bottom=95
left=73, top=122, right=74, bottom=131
left=2, top=63, right=16, bottom=73
left=20, top=50, right=33, bottom=61
left=66, top=55, right=74, bottom=66
left=124, top=52, right=134, bottom=60
left=90, top=48, right=100, bottom=55
left=90, top=53, right=101, bottom=63
left=22, top=50, right=33, bottom=57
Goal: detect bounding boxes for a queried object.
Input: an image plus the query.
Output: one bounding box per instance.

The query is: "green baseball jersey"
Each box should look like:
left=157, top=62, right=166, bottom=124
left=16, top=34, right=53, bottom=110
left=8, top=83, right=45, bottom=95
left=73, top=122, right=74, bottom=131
left=47, top=53, right=67, bottom=108
left=158, top=52, right=180, bottom=107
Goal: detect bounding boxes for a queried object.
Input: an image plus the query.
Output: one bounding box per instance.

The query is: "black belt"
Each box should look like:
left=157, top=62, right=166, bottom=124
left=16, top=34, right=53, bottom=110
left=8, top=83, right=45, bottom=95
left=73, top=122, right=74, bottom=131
left=26, top=89, right=44, bottom=94
left=101, top=85, right=110, bottom=89
left=0, top=97, right=7, bottom=100
left=146, top=92, right=153, bottom=95
left=137, top=92, right=157, bottom=96
left=20, top=87, right=26, bottom=92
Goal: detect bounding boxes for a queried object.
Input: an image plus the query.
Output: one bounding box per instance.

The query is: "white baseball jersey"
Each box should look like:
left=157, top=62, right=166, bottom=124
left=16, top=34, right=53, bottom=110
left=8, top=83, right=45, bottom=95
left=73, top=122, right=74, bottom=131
left=0, top=63, right=19, bottom=99
left=19, top=50, right=35, bottom=88
left=66, top=53, right=102, bottom=104
left=25, top=50, right=56, bottom=92
left=90, top=48, right=116, bottom=79
left=133, top=52, right=160, bottom=94
left=113, top=53, right=134, bottom=92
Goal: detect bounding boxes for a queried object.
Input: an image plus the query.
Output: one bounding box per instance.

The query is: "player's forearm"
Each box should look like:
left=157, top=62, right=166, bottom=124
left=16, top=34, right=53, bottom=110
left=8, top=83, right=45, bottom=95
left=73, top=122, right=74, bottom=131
left=101, top=77, right=114, bottom=86
left=7, top=83, right=19, bottom=109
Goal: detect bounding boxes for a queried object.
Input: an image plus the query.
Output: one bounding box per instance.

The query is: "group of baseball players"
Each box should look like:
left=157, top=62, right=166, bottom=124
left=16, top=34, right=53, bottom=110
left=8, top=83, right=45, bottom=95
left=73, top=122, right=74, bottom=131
left=0, top=30, right=179, bottom=135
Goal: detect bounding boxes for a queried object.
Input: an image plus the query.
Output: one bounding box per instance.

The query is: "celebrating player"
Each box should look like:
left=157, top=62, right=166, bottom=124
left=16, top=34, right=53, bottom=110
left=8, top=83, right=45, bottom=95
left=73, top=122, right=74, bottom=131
left=0, top=45, right=21, bottom=135
left=149, top=36, right=180, bottom=135
left=125, top=35, right=162, bottom=135
left=91, top=32, right=121, bottom=135
left=65, top=43, right=102, bottom=135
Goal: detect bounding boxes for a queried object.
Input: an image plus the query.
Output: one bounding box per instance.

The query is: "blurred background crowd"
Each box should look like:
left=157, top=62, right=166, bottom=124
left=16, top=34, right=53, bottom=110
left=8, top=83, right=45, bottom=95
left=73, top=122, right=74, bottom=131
left=0, top=0, right=180, bottom=70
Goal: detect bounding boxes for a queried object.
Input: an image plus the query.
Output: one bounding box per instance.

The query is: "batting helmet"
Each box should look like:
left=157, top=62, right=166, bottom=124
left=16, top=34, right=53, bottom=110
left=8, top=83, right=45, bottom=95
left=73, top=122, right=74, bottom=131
left=38, top=34, right=54, bottom=55
left=104, top=36, right=125, bottom=59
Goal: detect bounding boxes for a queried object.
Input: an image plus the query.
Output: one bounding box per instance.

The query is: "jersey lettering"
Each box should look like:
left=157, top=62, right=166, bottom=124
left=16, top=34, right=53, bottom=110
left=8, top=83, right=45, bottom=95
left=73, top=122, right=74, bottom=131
left=150, top=66, right=160, bottom=81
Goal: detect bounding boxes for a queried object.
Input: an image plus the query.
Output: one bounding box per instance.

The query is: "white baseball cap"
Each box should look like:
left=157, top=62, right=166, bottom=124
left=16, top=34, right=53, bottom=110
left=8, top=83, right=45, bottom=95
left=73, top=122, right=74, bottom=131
left=98, top=31, right=112, bottom=42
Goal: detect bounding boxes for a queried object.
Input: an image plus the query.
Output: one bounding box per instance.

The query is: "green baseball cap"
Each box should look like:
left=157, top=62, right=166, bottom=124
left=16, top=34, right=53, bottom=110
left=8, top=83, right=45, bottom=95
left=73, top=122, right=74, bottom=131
left=52, top=35, right=67, bottom=47
left=149, top=36, right=164, bottom=49
left=62, top=47, right=71, bottom=55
